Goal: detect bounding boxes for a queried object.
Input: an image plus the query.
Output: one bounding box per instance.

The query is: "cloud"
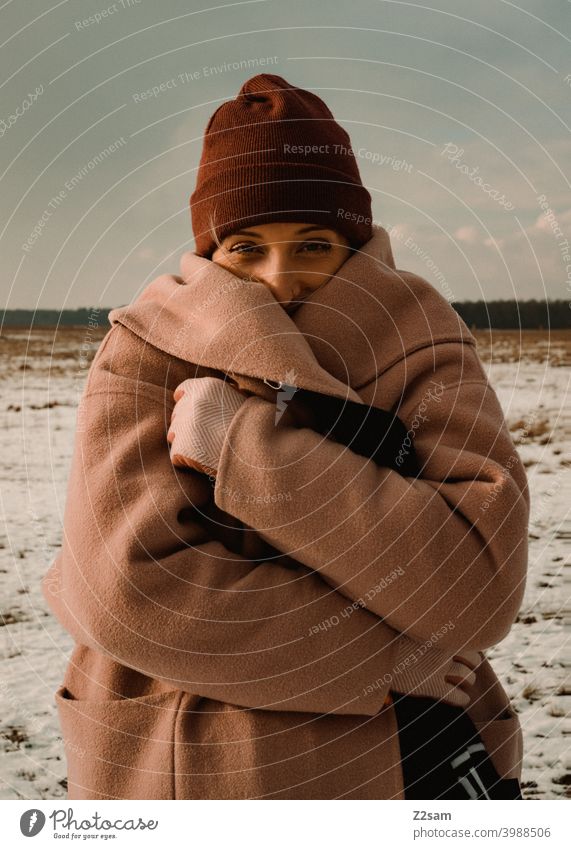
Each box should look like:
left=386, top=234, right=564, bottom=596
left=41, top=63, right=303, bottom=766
left=454, top=225, right=479, bottom=243
left=137, top=247, right=156, bottom=261
left=533, top=207, right=571, bottom=233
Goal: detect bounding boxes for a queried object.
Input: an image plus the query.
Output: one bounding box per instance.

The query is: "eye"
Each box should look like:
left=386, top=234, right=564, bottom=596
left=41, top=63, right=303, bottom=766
left=299, top=240, right=332, bottom=254
left=228, top=242, right=260, bottom=255
left=227, top=239, right=333, bottom=256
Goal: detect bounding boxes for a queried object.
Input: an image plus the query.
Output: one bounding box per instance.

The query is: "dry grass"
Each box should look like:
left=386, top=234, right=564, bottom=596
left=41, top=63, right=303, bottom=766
left=1, top=327, right=570, bottom=377
left=472, top=329, right=571, bottom=365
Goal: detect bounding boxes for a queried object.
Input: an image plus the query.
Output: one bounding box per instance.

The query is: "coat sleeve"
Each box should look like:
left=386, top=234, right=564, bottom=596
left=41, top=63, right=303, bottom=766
left=42, top=376, right=401, bottom=717
left=213, top=346, right=530, bottom=655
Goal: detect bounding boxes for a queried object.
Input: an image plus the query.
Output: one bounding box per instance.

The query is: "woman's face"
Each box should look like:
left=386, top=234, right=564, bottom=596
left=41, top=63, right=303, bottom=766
left=210, top=222, right=353, bottom=315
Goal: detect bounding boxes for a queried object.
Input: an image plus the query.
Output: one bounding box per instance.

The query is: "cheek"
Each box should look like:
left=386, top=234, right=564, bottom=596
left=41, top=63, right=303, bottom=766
left=212, top=254, right=265, bottom=281
left=210, top=255, right=232, bottom=272
left=304, top=259, right=341, bottom=284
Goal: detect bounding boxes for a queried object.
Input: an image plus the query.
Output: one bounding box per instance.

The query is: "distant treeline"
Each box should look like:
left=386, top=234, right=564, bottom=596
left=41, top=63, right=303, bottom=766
left=1, top=308, right=111, bottom=329
left=1, top=300, right=570, bottom=329
left=454, top=300, right=570, bottom=329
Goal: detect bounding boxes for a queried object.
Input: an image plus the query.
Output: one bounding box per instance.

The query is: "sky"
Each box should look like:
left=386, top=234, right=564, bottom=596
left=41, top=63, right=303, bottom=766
left=1, top=0, right=569, bottom=309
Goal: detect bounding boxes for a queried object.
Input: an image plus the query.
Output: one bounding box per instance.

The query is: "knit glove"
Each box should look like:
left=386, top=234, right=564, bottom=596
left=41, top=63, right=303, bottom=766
left=167, top=377, right=248, bottom=476
left=390, top=632, right=481, bottom=709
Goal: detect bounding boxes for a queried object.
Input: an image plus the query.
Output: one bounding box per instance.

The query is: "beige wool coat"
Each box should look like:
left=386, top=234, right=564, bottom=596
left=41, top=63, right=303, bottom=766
left=42, top=224, right=529, bottom=800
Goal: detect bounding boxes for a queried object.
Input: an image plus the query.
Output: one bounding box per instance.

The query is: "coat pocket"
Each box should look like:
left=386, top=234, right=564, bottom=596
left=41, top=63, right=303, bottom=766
left=55, top=685, right=182, bottom=800
left=471, top=710, right=523, bottom=781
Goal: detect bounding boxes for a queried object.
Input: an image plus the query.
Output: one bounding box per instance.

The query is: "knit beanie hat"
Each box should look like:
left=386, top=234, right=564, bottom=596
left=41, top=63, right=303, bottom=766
left=190, top=74, right=373, bottom=258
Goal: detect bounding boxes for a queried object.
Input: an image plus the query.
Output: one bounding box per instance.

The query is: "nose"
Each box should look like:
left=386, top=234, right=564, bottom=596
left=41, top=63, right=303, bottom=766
left=251, top=253, right=305, bottom=305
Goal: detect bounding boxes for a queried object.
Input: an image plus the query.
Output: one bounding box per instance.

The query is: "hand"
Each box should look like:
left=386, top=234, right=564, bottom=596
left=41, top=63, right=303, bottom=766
left=167, top=377, right=248, bottom=476
left=449, top=649, right=482, bottom=685
left=390, top=633, right=480, bottom=709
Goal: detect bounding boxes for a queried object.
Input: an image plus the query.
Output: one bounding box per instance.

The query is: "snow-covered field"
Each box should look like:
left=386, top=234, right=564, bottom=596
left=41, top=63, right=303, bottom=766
left=0, top=326, right=569, bottom=800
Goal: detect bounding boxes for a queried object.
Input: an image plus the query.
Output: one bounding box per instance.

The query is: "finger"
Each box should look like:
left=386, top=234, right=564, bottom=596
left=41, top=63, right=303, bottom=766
left=431, top=678, right=471, bottom=709
left=453, top=650, right=482, bottom=670
left=446, top=658, right=477, bottom=686
left=167, top=430, right=175, bottom=443
left=446, top=669, right=476, bottom=691
left=444, top=690, right=470, bottom=709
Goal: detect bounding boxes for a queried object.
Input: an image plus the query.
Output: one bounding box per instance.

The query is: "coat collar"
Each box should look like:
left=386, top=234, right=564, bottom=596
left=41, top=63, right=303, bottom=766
left=108, top=225, right=475, bottom=402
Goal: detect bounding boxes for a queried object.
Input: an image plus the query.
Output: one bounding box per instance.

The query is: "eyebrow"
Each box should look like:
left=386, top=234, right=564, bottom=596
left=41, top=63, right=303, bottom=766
left=228, top=225, right=335, bottom=238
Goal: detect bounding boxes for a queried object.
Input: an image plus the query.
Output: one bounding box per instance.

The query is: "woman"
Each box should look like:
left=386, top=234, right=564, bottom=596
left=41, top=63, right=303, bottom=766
left=43, top=74, right=529, bottom=800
